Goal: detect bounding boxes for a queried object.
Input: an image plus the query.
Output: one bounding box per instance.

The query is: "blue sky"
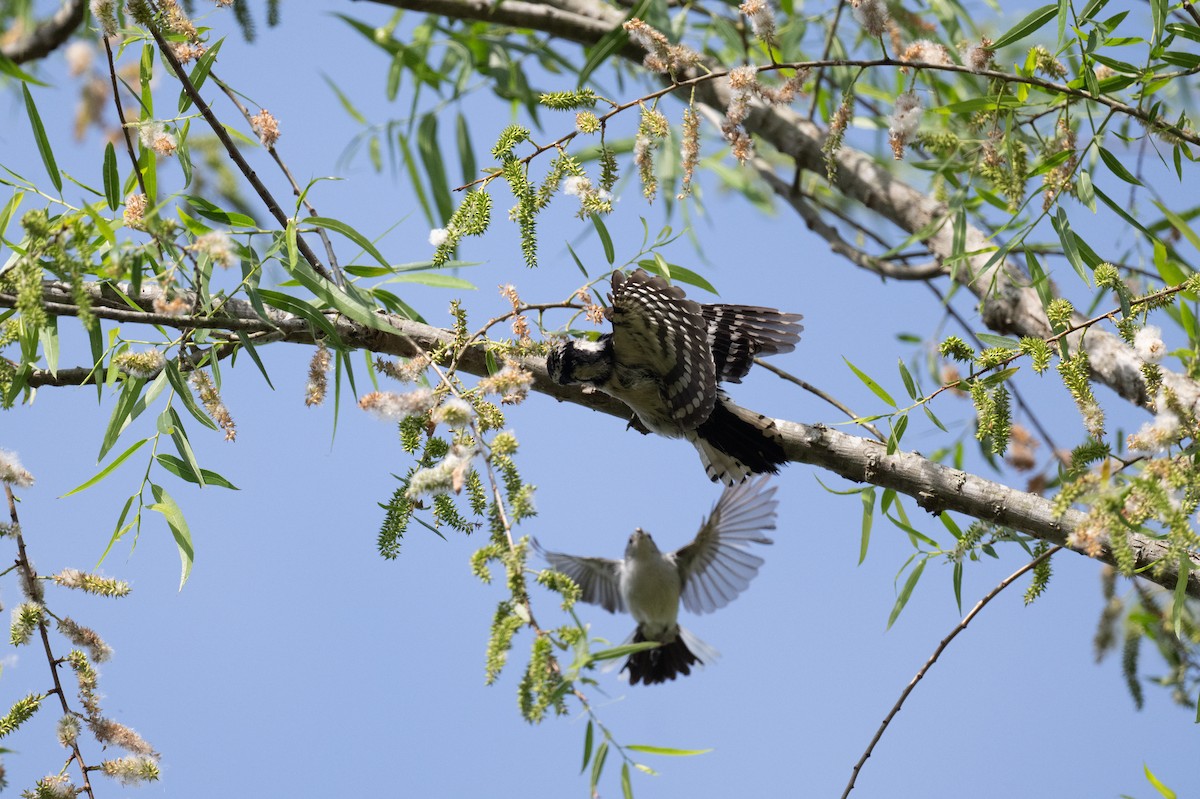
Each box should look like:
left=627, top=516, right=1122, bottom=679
left=0, top=2, right=1197, bottom=797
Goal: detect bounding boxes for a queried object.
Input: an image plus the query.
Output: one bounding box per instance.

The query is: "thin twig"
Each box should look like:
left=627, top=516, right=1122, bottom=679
left=1184, top=0, right=1200, bottom=26
left=753, top=358, right=886, bottom=442
left=101, top=37, right=147, bottom=199
left=841, top=545, right=1062, bottom=799
left=806, top=0, right=848, bottom=121
left=5, top=486, right=96, bottom=799
left=209, top=74, right=347, bottom=288
left=142, top=20, right=335, bottom=281
left=456, top=55, right=1200, bottom=194
left=924, top=282, right=1063, bottom=461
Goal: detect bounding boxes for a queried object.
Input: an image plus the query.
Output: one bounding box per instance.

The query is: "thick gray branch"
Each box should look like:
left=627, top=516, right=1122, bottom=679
left=1, top=0, right=86, bottom=63
left=364, top=0, right=1200, bottom=415
left=8, top=281, right=1197, bottom=597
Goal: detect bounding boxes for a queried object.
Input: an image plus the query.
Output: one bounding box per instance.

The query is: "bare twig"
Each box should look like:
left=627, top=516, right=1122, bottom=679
left=752, top=159, right=948, bottom=281
left=209, top=74, right=347, bottom=288
left=841, top=545, right=1062, bottom=799
left=806, top=0, right=848, bottom=121
left=1184, top=0, right=1200, bottom=26
left=5, top=485, right=96, bottom=799
left=101, top=36, right=148, bottom=199
left=752, top=358, right=886, bottom=443
left=142, top=20, right=335, bottom=281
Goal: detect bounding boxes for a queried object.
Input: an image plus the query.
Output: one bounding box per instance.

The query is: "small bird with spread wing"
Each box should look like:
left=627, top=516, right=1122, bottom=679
left=532, top=476, right=777, bottom=685
left=545, top=269, right=803, bottom=484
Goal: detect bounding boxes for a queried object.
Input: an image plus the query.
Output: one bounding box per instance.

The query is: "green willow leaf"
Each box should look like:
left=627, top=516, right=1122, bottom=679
left=635, top=259, right=717, bottom=295
left=590, top=742, right=608, bottom=796
left=991, top=4, right=1055, bottom=48
left=99, top=377, right=147, bottom=461
left=22, top=84, right=61, bottom=193
left=417, top=114, right=454, bottom=224
left=580, top=721, right=594, bottom=774
left=148, top=483, right=194, bottom=589
left=156, top=454, right=240, bottom=490
left=887, top=558, right=927, bottom=628
left=301, top=215, right=391, bottom=272
left=592, top=214, right=615, bottom=265
left=625, top=745, right=713, bottom=756
left=860, top=487, right=875, bottom=565
left=62, top=438, right=148, bottom=497
left=103, top=143, right=120, bottom=210
left=590, top=641, right=660, bottom=661
left=844, top=357, right=897, bottom=408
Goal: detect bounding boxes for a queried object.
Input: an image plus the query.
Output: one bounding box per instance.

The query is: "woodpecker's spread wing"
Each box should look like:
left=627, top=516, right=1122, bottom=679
left=530, top=538, right=625, bottom=614
left=673, top=476, right=777, bottom=614
left=701, top=304, right=804, bottom=383
left=609, top=269, right=717, bottom=429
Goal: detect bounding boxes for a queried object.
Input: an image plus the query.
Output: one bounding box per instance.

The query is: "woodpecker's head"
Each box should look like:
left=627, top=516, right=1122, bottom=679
left=545, top=336, right=613, bottom=386
left=625, top=528, right=662, bottom=560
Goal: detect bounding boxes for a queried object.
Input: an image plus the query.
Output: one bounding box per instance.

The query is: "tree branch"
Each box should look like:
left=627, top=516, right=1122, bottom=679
left=841, top=545, right=1062, bottom=799
left=7, top=280, right=1197, bottom=598
left=362, top=0, right=1200, bottom=417
left=750, top=156, right=948, bottom=281
left=142, top=19, right=335, bottom=283
left=0, top=0, right=86, bottom=64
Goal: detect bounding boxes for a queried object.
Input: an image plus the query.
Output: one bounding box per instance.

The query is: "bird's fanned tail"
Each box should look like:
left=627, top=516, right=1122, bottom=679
left=623, top=627, right=702, bottom=685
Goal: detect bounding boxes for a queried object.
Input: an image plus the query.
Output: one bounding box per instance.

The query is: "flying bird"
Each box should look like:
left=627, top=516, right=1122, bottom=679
left=545, top=268, right=802, bottom=484
left=532, top=476, right=777, bottom=685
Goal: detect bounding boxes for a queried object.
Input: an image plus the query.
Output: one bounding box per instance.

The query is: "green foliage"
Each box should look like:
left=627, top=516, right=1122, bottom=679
left=537, top=568, right=581, bottom=610
left=0, top=694, right=41, bottom=738
left=484, top=600, right=524, bottom=685
left=8, top=601, right=42, bottom=646
left=938, top=335, right=975, bottom=363
left=518, top=634, right=567, bottom=723
left=1020, top=336, right=1052, bottom=373
left=1046, top=297, right=1074, bottom=329
left=1024, top=541, right=1053, bottom=605
left=969, top=379, right=1012, bottom=455
left=539, top=89, right=598, bottom=110
left=1057, top=352, right=1103, bottom=438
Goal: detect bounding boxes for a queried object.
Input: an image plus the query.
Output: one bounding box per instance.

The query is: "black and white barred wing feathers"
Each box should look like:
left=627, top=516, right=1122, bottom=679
left=702, top=304, right=804, bottom=383
left=608, top=269, right=717, bottom=430
left=529, top=539, right=625, bottom=614
left=672, top=476, right=777, bottom=614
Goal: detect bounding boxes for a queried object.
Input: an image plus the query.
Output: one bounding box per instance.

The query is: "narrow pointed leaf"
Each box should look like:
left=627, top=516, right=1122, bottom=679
left=887, top=558, right=927, bottom=628
left=103, top=143, right=120, bottom=210
left=149, top=483, right=194, bottom=589
left=844, top=358, right=897, bottom=408
left=22, top=84, right=61, bottom=193
left=62, top=438, right=148, bottom=497
left=626, top=745, right=713, bottom=756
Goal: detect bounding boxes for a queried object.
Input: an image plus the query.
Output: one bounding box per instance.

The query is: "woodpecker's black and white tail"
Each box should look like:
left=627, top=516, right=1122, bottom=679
left=690, top=395, right=787, bottom=485
left=623, top=627, right=701, bottom=686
